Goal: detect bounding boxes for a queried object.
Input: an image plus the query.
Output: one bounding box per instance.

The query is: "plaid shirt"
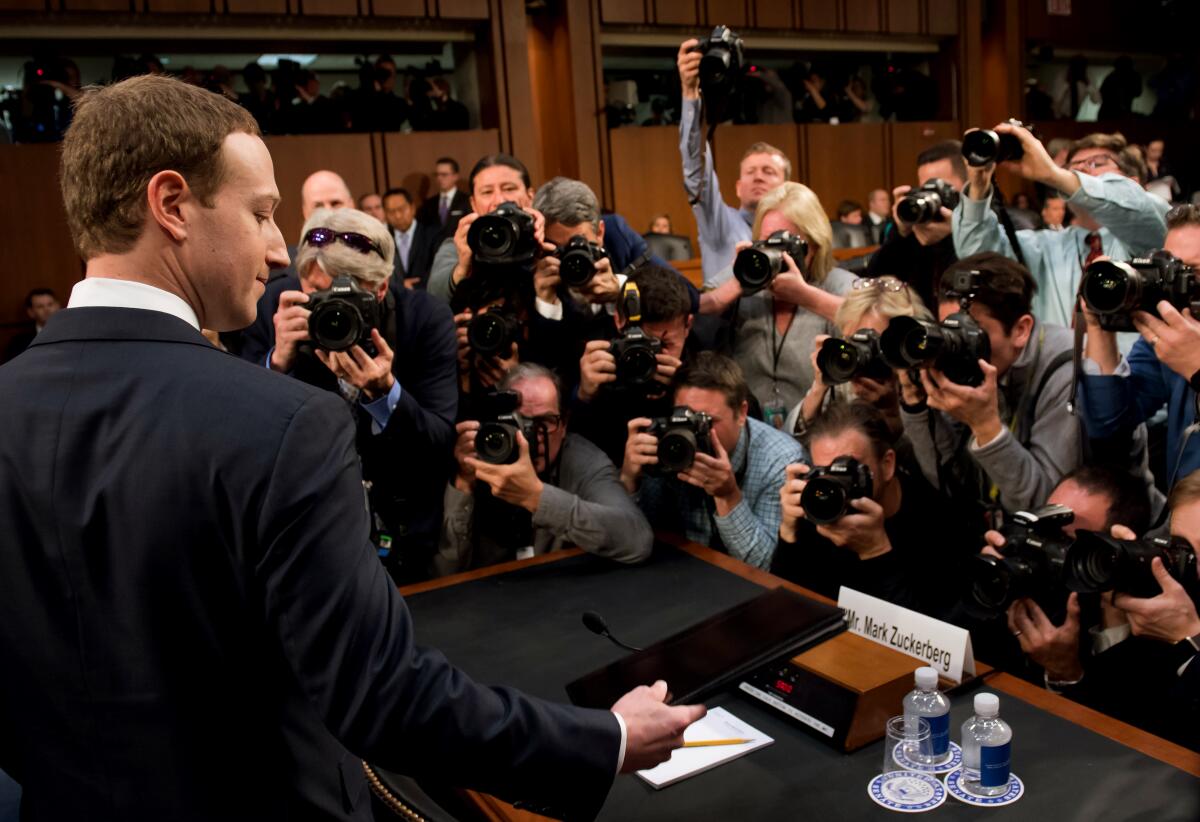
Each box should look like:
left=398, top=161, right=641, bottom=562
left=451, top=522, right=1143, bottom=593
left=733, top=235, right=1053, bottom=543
left=636, top=416, right=807, bottom=569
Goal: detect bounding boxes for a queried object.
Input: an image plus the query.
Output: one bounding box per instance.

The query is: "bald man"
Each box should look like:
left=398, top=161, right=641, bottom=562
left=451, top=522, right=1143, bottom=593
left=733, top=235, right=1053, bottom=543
left=300, top=169, right=353, bottom=221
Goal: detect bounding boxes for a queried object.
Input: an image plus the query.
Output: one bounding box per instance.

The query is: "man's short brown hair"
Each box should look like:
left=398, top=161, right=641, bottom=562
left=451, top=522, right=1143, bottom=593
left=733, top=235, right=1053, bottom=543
left=1168, top=471, right=1200, bottom=513
left=672, top=351, right=750, bottom=411
left=1166, top=203, right=1200, bottom=232
left=1066, top=132, right=1147, bottom=183
left=61, top=74, right=260, bottom=259
left=741, top=142, right=792, bottom=180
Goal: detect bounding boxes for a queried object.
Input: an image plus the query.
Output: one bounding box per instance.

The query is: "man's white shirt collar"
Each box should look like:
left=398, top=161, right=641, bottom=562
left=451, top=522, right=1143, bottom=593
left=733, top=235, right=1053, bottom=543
left=67, top=277, right=201, bottom=331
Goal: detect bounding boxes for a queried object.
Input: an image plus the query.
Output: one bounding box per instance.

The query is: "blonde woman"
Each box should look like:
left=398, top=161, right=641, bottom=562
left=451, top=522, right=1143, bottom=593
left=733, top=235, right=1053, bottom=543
left=787, top=276, right=932, bottom=437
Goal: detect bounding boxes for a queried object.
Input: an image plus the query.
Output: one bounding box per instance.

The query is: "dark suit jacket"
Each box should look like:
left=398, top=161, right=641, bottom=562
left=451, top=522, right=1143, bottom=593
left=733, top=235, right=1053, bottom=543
left=391, top=221, right=441, bottom=288
left=416, top=189, right=470, bottom=238
left=0, top=306, right=621, bottom=820
left=1, top=328, right=35, bottom=363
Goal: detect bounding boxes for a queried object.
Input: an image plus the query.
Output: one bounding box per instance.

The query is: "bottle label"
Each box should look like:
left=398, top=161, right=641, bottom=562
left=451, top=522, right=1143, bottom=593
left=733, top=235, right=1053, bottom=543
left=926, top=712, right=950, bottom=757
left=980, top=741, right=1011, bottom=788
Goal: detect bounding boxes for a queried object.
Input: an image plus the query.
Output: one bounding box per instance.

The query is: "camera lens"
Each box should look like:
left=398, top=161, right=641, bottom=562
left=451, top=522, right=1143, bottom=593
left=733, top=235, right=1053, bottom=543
left=733, top=248, right=775, bottom=292
left=1083, top=260, right=1137, bottom=315
left=476, top=422, right=518, bottom=465
left=962, top=130, right=999, bottom=167
left=619, top=346, right=658, bottom=386
left=817, top=338, right=860, bottom=385
left=800, top=478, right=847, bottom=525
left=468, top=313, right=510, bottom=357
left=560, top=254, right=595, bottom=288
left=658, top=429, right=698, bottom=473
left=700, top=49, right=732, bottom=88
left=481, top=223, right=513, bottom=254
left=895, top=196, right=925, bottom=225
left=881, top=316, right=938, bottom=369
left=1066, top=532, right=1121, bottom=593
left=310, top=302, right=361, bottom=352
left=968, top=555, right=1014, bottom=612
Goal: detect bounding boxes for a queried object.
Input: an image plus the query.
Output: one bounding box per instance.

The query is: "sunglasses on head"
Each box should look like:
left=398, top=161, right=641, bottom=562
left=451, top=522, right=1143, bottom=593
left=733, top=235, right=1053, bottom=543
left=303, top=227, right=385, bottom=259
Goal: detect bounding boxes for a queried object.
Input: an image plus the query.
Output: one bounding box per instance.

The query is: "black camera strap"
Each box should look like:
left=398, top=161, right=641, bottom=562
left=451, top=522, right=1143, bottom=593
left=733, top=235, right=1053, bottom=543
left=990, top=182, right=1028, bottom=270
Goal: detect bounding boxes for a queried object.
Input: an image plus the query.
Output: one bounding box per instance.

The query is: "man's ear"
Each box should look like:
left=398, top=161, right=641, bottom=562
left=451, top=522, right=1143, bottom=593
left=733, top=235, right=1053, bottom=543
left=375, top=281, right=389, bottom=302
left=880, top=448, right=897, bottom=485
left=1013, top=313, right=1036, bottom=349
left=596, top=220, right=606, bottom=245
left=146, top=169, right=190, bottom=243
left=737, top=400, right=749, bottom=424
left=684, top=314, right=694, bottom=334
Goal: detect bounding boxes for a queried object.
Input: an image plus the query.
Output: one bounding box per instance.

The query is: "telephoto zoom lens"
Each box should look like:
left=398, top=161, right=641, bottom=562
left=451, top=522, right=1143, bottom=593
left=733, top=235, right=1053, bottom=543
left=733, top=246, right=780, bottom=293
left=657, top=429, right=698, bottom=473
left=1066, top=531, right=1198, bottom=598
left=309, top=302, right=361, bottom=352
left=961, top=129, right=1023, bottom=167
left=817, top=330, right=890, bottom=385
left=1081, top=260, right=1142, bottom=315
left=475, top=421, right=520, bottom=465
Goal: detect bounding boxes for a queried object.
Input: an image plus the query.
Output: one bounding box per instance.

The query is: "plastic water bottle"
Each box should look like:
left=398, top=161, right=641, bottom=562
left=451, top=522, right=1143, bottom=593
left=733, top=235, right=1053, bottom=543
left=960, top=693, right=1012, bottom=796
left=903, top=667, right=951, bottom=764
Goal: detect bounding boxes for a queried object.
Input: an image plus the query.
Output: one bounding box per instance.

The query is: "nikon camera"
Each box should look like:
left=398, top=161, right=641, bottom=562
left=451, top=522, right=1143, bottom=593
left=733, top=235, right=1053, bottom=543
left=800, top=456, right=873, bottom=525
left=817, top=328, right=893, bottom=385
left=557, top=235, right=608, bottom=288
left=880, top=269, right=991, bottom=387
left=609, top=281, right=662, bottom=389
left=646, top=407, right=714, bottom=474
left=467, top=202, right=538, bottom=266
left=1080, top=250, right=1199, bottom=332
left=1066, top=531, right=1198, bottom=599
left=896, top=178, right=960, bottom=225
left=306, top=275, right=381, bottom=352
left=733, top=230, right=808, bottom=294
left=966, top=504, right=1074, bottom=617
left=475, top=390, right=536, bottom=466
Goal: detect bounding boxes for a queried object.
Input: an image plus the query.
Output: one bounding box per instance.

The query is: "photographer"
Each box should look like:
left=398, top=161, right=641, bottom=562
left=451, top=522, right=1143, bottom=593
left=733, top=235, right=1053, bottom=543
left=954, top=126, right=1168, bottom=335
left=677, top=38, right=791, bottom=287
left=899, top=253, right=1082, bottom=519
left=1077, top=204, right=1200, bottom=490
left=773, top=401, right=976, bottom=618
left=241, top=207, right=457, bottom=580
left=572, top=265, right=696, bottom=466
left=865, top=141, right=965, bottom=311
left=622, top=352, right=805, bottom=570
left=438, top=363, right=652, bottom=574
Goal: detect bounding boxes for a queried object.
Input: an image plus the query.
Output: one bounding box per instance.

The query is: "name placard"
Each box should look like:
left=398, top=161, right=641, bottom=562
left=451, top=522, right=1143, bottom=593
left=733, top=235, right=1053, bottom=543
left=837, top=587, right=975, bottom=684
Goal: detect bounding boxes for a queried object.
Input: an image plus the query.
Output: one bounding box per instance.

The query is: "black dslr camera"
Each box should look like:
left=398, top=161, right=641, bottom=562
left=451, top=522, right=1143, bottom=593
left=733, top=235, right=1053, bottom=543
left=690, top=26, right=744, bottom=116
left=961, top=119, right=1030, bottom=167
left=646, top=407, right=714, bottom=474
left=475, top=390, right=536, bottom=466
left=800, top=457, right=873, bottom=525
left=733, top=230, right=808, bottom=295
left=1066, top=531, right=1198, bottom=599
left=880, top=269, right=991, bottom=387
left=966, top=504, right=1074, bottom=617
left=610, top=281, right=663, bottom=389
left=306, top=275, right=380, bottom=352
left=467, top=307, right=521, bottom=358
left=817, top=329, right=893, bottom=385
left=896, top=178, right=960, bottom=225
left=557, top=235, right=608, bottom=288
left=467, top=202, right=538, bottom=266
left=1080, top=250, right=1200, bottom=332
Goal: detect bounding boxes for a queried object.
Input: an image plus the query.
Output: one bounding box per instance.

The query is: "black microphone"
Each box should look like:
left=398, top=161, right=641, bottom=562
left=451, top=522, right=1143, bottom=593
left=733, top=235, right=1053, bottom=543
left=581, top=611, right=644, bottom=653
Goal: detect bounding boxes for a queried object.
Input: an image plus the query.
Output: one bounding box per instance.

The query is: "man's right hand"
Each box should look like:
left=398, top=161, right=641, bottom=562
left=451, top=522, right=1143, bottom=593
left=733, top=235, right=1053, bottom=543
left=620, top=417, right=658, bottom=493
left=579, top=339, right=617, bottom=402
left=779, top=463, right=809, bottom=543
left=612, top=680, right=706, bottom=773
left=270, top=290, right=310, bottom=372
left=453, top=420, right=480, bottom=493
left=677, top=39, right=701, bottom=101
left=963, top=151, right=996, bottom=201
left=896, top=367, right=927, bottom=407
left=980, top=529, right=1007, bottom=559
left=451, top=213, right=478, bottom=287
left=1008, top=595, right=1085, bottom=682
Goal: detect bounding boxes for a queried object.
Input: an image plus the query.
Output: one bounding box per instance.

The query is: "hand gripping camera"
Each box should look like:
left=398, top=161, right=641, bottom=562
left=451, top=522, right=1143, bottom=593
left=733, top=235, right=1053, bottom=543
left=475, top=390, right=537, bottom=466
left=467, top=202, right=538, bottom=266
left=1080, top=250, right=1200, bottom=332
left=880, top=269, right=991, bottom=387
left=557, top=235, right=608, bottom=289
left=306, top=275, right=381, bottom=352
left=896, top=178, right=960, bottom=225
left=961, top=119, right=1031, bottom=167
left=800, top=456, right=874, bottom=525
left=733, top=230, right=808, bottom=295
left=817, top=328, right=893, bottom=386
left=690, top=25, right=744, bottom=120
left=966, top=504, right=1074, bottom=617
left=609, top=281, right=663, bottom=389
left=646, top=407, right=714, bottom=474
left=1066, top=531, right=1198, bottom=599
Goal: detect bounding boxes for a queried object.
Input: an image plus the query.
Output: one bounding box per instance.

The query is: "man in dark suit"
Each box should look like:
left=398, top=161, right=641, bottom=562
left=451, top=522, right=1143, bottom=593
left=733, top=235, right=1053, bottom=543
left=382, top=187, right=439, bottom=289
left=415, top=156, right=470, bottom=238
left=1, top=287, right=60, bottom=363
left=0, top=73, right=701, bottom=821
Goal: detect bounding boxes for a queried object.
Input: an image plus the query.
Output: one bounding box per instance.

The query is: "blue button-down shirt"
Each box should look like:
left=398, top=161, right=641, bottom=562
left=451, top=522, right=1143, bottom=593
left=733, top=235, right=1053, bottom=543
left=635, top=416, right=807, bottom=569
left=679, top=97, right=754, bottom=286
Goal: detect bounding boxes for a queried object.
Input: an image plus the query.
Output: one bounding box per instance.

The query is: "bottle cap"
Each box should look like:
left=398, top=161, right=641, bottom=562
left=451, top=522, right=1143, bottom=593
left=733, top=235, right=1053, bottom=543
left=915, top=667, right=939, bottom=690
left=974, top=692, right=999, bottom=717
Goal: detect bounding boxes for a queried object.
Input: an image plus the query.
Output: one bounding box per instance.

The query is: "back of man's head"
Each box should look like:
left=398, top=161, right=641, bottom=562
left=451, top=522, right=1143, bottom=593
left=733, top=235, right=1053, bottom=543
left=940, top=252, right=1036, bottom=333
left=916, top=140, right=967, bottom=186
left=533, top=177, right=600, bottom=231
left=1062, top=465, right=1152, bottom=535
left=61, top=74, right=260, bottom=260
left=672, top=351, right=749, bottom=411
left=628, top=265, right=691, bottom=325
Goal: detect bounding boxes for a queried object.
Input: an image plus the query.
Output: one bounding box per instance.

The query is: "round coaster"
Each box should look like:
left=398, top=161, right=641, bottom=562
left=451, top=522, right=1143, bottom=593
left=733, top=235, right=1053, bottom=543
left=867, top=771, right=947, bottom=813
left=891, top=741, right=963, bottom=774
left=944, top=767, right=1025, bottom=807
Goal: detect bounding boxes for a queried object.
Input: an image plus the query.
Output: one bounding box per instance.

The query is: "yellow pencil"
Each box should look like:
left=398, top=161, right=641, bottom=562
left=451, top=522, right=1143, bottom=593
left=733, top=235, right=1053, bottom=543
left=682, top=738, right=751, bottom=748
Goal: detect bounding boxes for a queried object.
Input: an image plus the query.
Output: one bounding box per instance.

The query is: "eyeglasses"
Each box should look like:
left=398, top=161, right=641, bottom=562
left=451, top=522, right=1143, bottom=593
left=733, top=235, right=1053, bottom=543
left=852, top=277, right=907, bottom=293
left=529, top=414, right=564, bottom=433
left=1067, top=154, right=1117, bottom=172
left=303, top=227, right=386, bottom=259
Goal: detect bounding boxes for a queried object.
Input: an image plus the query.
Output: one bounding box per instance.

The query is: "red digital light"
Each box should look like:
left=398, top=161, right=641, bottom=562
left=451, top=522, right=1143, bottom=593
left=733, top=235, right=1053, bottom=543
left=774, top=679, right=793, bottom=694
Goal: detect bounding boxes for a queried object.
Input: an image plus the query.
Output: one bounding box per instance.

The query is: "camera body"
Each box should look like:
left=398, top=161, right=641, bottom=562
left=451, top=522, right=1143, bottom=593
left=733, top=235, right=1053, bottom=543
left=1081, top=251, right=1200, bottom=332
left=610, top=327, right=663, bottom=389
left=467, top=202, right=538, bottom=266
left=880, top=311, right=991, bottom=387
left=800, top=456, right=874, bottom=525
left=557, top=235, right=608, bottom=289
left=690, top=26, right=745, bottom=108
left=306, top=275, right=381, bottom=352
left=475, top=390, right=537, bottom=466
left=733, top=230, right=808, bottom=294
left=467, top=307, right=521, bottom=358
left=817, top=328, right=893, bottom=385
left=896, top=178, right=960, bottom=225
left=646, top=407, right=714, bottom=474
left=961, top=119, right=1029, bottom=167
left=967, top=504, right=1075, bottom=617
left=1066, top=531, right=1198, bottom=599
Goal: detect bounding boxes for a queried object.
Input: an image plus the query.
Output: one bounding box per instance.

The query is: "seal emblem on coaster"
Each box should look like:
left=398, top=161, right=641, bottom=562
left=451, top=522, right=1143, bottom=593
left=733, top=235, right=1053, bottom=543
left=892, top=741, right=964, bottom=774
left=944, top=767, right=1025, bottom=807
left=867, top=771, right=947, bottom=813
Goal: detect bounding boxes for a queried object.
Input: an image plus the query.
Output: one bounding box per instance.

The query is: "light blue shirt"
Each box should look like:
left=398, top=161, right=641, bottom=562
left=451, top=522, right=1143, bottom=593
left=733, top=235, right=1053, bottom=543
left=952, top=170, right=1168, bottom=352
left=679, top=97, right=754, bottom=286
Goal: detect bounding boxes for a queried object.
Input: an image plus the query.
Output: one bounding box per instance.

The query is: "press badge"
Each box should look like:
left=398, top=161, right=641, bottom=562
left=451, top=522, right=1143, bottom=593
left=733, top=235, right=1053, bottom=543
left=763, top=385, right=787, bottom=430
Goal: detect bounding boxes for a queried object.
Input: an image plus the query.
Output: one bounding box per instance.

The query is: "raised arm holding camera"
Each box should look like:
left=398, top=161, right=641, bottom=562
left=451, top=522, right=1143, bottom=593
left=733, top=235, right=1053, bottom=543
left=621, top=352, right=805, bottom=569
left=437, top=363, right=653, bottom=575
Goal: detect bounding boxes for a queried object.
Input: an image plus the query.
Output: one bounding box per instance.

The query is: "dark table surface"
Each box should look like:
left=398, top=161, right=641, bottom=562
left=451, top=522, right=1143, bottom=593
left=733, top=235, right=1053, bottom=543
left=404, top=545, right=1200, bottom=821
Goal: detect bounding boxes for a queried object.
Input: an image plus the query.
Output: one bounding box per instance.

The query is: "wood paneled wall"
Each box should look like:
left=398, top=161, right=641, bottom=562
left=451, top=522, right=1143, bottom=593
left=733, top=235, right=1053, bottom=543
left=0, top=0, right=489, bottom=18
left=598, top=0, right=957, bottom=33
